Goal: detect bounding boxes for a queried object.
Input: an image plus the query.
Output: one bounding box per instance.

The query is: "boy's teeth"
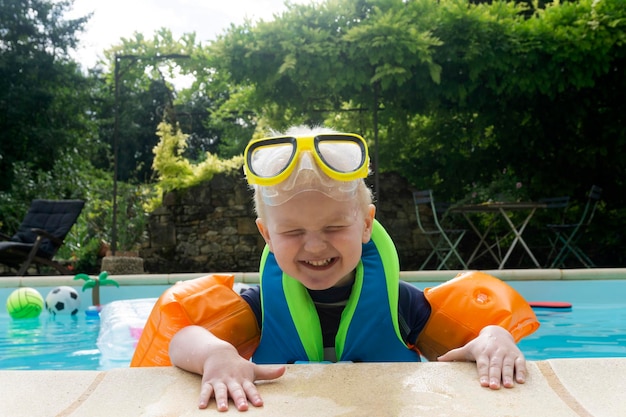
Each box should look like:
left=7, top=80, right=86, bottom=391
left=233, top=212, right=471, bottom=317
left=308, top=258, right=331, bottom=266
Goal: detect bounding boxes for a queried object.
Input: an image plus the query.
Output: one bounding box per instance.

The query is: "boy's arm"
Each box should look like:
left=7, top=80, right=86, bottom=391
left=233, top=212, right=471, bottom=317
left=413, top=271, right=537, bottom=389
left=436, top=325, right=527, bottom=390
left=169, top=325, right=285, bottom=411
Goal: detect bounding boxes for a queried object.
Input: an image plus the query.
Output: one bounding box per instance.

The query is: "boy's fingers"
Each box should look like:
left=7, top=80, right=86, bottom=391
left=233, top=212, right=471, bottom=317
left=255, top=364, right=287, bottom=381
left=474, top=356, right=491, bottom=387
left=198, top=381, right=214, bottom=409
left=212, top=382, right=230, bottom=411
left=242, top=380, right=264, bottom=407
left=501, top=356, right=516, bottom=388
left=437, top=346, right=470, bottom=362
left=488, top=359, right=503, bottom=389
left=514, top=356, right=527, bottom=384
left=227, top=382, right=250, bottom=411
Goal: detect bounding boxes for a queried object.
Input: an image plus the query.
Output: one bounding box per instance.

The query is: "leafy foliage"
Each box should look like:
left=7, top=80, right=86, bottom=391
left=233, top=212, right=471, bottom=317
left=210, top=0, right=625, bottom=202
left=151, top=122, right=243, bottom=200
left=206, top=0, right=626, bottom=265
left=0, top=0, right=93, bottom=191
left=2, top=0, right=625, bottom=267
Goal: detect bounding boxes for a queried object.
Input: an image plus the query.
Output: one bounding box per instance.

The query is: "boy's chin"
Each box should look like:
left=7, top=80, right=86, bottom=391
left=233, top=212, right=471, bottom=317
left=300, top=273, right=354, bottom=291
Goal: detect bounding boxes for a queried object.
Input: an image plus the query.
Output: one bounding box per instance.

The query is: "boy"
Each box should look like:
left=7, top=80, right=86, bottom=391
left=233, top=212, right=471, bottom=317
left=169, top=126, right=527, bottom=412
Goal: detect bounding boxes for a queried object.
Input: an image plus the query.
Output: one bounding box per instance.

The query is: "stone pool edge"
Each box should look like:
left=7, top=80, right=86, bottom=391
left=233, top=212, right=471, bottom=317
left=3, top=267, right=626, bottom=289
left=1, top=358, right=624, bottom=417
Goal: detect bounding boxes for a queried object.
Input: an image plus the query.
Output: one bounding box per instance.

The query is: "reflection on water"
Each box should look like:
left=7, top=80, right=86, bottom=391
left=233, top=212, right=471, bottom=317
left=518, top=304, right=626, bottom=360
left=0, top=313, right=101, bottom=370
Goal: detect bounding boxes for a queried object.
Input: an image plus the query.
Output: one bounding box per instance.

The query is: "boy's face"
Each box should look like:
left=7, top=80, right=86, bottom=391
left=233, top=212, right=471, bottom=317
left=256, top=190, right=375, bottom=290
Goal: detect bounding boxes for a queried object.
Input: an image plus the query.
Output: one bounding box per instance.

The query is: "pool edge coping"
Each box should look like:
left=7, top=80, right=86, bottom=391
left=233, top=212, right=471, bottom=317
left=1, top=267, right=626, bottom=288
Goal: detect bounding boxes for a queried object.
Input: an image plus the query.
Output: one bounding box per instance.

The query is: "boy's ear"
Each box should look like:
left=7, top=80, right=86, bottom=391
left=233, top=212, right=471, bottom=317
left=256, top=218, right=272, bottom=249
left=362, top=204, right=376, bottom=243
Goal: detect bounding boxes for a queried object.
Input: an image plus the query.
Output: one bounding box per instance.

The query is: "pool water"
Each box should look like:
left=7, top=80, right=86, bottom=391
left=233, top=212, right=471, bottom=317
left=0, top=313, right=101, bottom=370
left=0, top=284, right=167, bottom=371
left=1, top=280, right=625, bottom=370
left=518, top=304, right=626, bottom=359
left=508, top=280, right=626, bottom=359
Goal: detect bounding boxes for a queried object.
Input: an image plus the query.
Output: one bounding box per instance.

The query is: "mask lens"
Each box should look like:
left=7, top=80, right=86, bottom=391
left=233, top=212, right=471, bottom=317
left=248, top=140, right=295, bottom=178
left=316, top=136, right=366, bottom=174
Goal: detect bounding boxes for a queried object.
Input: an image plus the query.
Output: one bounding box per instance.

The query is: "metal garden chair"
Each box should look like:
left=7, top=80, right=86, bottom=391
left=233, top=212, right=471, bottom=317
left=413, top=190, right=467, bottom=270
left=538, top=196, right=571, bottom=218
left=545, top=185, right=602, bottom=268
left=528, top=195, right=570, bottom=267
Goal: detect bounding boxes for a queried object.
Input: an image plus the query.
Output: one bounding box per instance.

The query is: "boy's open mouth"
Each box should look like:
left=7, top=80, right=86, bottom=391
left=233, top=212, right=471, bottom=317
left=302, top=257, right=336, bottom=269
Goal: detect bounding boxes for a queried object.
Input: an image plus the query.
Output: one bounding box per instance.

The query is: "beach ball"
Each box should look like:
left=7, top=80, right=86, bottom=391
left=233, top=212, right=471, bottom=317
left=45, top=286, right=81, bottom=316
left=6, top=287, right=45, bottom=319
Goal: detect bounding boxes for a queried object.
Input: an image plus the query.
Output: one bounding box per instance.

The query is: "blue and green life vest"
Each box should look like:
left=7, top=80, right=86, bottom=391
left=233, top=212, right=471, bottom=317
left=252, top=220, right=419, bottom=364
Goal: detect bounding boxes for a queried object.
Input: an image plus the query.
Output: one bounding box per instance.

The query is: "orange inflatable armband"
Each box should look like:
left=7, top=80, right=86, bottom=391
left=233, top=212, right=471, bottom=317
left=130, top=274, right=260, bottom=367
left=416, top=271, right=539, bottom=360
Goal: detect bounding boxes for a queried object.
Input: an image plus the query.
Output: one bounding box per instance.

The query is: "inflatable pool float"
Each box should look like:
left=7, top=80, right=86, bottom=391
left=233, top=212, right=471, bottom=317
left=529, top=301, right=572, bottom=311
left=97, top=298, right=157, bottom=368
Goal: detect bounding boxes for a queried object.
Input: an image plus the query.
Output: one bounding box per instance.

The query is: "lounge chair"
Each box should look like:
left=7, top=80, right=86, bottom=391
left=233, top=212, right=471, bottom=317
left=0, top=199, right=85, bottom=275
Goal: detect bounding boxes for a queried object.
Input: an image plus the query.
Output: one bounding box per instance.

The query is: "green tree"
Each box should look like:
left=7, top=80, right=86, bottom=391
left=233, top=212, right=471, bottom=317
left=210, top=0, right=625, bottom=200
left=206, top=0, right=626, bottom=264
left=0, top=0, right=93, bottom=191
left=94, top=30, right=195, bottom=183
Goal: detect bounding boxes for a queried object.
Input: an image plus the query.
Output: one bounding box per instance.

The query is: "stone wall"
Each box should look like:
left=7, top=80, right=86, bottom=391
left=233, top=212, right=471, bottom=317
left=140, top=171, right=429, bottom=273
left=373, top=172, right=427, bottom=271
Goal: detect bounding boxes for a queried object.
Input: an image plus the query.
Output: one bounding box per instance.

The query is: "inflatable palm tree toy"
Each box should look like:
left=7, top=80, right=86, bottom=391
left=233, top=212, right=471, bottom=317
left=74, top=271, right=119, bottom=308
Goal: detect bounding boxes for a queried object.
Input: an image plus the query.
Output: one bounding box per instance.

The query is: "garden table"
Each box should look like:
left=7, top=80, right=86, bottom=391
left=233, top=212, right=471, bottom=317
left=450, top=201, right=547, bottom=269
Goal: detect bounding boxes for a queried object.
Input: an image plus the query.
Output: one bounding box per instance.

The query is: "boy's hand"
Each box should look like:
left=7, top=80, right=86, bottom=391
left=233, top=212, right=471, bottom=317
left=169, top=325, right=285, bottom=411
left=437, top=325, right=526, bottom=389
left=199, top=344, right=285, bottom=411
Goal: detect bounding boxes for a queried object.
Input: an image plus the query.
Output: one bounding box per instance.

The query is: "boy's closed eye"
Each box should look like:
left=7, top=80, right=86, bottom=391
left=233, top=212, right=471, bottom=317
left=324, top=225, right=350, bottom=233
left=279, top=229, right=306, bottom=237
left=279, top=227, right=339, bottom=237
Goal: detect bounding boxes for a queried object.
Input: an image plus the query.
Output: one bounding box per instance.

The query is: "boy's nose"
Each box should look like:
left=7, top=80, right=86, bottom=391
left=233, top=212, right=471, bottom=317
left=303, top=232, right=327, bottom=253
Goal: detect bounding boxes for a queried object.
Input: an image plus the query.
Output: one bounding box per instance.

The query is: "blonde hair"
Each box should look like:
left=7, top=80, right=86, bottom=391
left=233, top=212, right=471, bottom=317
left=251, top=126, right=373, bottom=219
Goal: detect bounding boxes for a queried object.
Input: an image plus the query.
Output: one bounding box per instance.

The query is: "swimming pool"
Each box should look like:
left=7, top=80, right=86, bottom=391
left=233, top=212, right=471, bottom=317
left=510, top=280, right=626, bottom=360
left=0, top=284, right=167, bottom=370
left=1, top=279, right=625, bottom=370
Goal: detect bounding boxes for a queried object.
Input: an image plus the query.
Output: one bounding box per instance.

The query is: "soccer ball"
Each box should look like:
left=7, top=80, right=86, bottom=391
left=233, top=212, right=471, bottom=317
left=45, top=286, right=81, bottom=316
left=6, top=287, right=45, bottom=319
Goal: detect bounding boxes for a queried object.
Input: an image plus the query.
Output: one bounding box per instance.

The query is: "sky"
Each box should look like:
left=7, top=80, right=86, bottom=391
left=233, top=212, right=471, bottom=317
left=67, top=0, right=322, bottom=69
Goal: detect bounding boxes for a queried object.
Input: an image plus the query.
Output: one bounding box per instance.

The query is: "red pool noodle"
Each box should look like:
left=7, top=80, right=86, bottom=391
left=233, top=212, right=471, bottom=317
left=529, top=301, right=572, bottom=309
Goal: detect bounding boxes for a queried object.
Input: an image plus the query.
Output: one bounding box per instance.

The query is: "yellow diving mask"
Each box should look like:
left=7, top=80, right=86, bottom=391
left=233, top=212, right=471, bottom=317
left=244, top=134, right=370, bottom=206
